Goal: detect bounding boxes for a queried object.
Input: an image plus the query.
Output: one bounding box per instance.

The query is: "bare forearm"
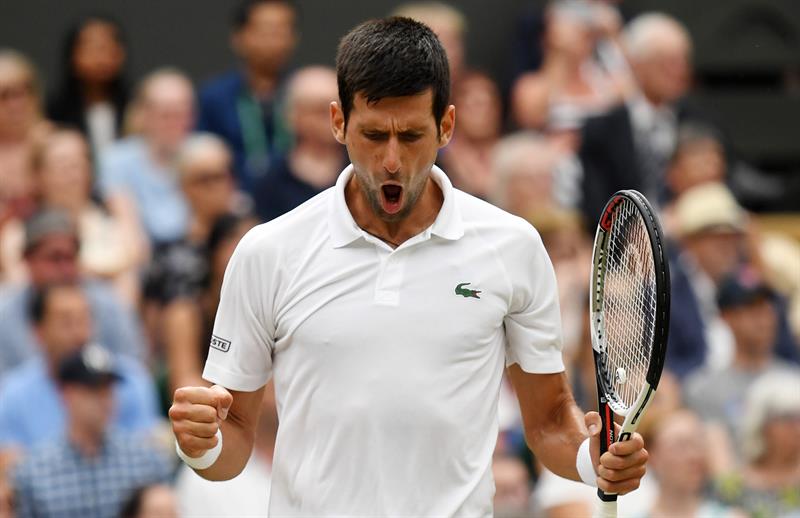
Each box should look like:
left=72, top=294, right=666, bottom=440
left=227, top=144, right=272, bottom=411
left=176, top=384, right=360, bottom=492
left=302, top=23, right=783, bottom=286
left=526, top=390, right=587, bottom=481
left=507, top=366, right=589, bottom=481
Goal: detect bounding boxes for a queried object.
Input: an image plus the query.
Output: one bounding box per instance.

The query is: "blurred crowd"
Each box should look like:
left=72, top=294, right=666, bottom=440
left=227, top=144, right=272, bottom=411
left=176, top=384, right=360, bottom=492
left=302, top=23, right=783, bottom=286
left=0, top=1, right=799, bottom=517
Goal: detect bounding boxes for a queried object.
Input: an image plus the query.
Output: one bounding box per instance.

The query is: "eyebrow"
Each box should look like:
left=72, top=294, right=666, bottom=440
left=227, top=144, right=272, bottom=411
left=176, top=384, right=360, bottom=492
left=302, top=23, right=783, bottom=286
left=358, top=125, right=427, bottom=135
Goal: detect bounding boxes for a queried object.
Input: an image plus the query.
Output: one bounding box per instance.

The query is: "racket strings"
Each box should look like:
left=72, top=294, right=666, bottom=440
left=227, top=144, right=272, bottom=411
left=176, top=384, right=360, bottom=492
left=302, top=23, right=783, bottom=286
left=602, top=199, right=657, bottom=413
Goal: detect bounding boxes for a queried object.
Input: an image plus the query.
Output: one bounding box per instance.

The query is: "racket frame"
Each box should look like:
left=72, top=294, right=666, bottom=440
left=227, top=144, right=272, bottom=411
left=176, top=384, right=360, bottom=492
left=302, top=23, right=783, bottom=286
left=589, top=190, right=670, bottom=516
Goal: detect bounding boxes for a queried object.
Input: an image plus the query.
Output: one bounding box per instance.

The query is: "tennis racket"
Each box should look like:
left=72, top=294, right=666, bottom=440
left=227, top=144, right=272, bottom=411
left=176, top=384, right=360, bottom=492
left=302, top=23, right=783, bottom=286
left=589, top=190, right=670, bottom=518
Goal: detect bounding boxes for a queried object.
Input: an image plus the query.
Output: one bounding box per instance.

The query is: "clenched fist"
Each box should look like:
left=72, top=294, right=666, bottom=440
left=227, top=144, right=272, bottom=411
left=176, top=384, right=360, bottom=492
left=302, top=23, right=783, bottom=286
left=169, top=385, right=233, bottom=458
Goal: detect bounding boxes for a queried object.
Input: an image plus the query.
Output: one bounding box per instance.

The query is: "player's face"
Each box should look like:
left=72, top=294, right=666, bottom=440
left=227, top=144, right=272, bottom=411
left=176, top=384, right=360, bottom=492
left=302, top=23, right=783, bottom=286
left=331, top=89, right=454, bottom=223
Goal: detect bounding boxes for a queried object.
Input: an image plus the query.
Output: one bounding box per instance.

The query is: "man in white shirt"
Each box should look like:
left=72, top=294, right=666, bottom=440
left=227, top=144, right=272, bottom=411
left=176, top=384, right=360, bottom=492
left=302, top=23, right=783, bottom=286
left=169, top=16, right=648, bottom=516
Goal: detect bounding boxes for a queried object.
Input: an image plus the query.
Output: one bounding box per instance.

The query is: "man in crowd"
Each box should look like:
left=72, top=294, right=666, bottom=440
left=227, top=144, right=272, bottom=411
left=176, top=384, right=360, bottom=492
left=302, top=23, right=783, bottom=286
left=253, top=65, right=346, bottom=221
left=11, top=344, right=171, bottom=517
left=197, top=0, right=298, bottom=194
left=0, top=281, right=159, bottom=450
left=685, top=267, right=800, bottom=439
left=579, top=12, right=694, bottom=222
left=0, top=209, right=144, bottom=378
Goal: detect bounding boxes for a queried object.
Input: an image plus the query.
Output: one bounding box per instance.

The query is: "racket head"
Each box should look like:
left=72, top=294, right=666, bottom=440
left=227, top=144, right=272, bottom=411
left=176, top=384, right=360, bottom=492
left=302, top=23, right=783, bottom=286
left=589, top=190, right=670, bottom=417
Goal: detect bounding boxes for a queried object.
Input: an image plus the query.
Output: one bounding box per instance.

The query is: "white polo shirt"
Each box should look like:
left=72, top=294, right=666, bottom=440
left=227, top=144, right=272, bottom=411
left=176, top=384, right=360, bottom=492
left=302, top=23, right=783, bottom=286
left=203, top=165, right=564, bottom=517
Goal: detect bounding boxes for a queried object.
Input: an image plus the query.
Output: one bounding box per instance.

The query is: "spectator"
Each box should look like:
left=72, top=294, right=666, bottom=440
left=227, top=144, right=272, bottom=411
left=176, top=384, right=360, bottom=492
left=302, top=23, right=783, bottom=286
left=253, top=65, right=346, bottom=221
left=644, top=410, right=742, bottom=518
left=47, top=15, right=129, bottom=159
left=685, top=267, right=800, bottom=441
left=98, top=68, right=193, bottom=247
left=197, top=0, right=298, bottom=194
left=667, top=183, right=798, bottom=377
left=0, top=50, right=49, bottom=247
left=121, top=484, right=179, bottom=518
left=579, top=12, right=695, bottom=223
left=0, top=209, right=145, bottom=377
left=144, top=133, right=237, bottom=309
left=11, top=344, right=171, bottom=517
left=511, top=1, right=625, bottom=132
left=175, top=381, right=277, bottom=517
left=489, top=132, right=560, bottom=218
left=0, top=128, right=144, bottom=303
left=392, top=2, right=467, bottom=85
left=716, top=371, right=800, bottom=516
left=438, top=70, right=503, bottom=199
left=0, top=284, right=159, bottom=450
left=492, top=455, right=531, bottom=518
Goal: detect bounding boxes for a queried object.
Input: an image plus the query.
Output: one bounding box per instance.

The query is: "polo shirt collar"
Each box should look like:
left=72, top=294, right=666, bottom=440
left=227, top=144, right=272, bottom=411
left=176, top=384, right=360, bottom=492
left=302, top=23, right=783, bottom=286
left=328, top=164, right=464, bottom=248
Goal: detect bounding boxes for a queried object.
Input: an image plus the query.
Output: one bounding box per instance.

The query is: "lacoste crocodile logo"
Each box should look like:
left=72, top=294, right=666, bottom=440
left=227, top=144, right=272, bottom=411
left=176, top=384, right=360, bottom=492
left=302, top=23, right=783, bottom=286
left=455, top=282, right=481, bottom=299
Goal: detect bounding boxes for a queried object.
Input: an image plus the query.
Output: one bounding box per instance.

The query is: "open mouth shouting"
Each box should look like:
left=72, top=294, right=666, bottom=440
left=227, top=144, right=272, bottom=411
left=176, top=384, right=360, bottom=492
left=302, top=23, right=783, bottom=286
left=380, top=183, right=404, bottom=214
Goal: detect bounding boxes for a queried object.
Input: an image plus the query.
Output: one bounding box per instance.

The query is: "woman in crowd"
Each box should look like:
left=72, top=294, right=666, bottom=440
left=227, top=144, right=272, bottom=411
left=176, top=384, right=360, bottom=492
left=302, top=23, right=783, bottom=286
left=47, top=15, right=129, bottom=159
left=0, top=49, right=50, bottom=275
left=510, top=0, right=628, bottom=132
left=644, top=410, right=743, bottom=518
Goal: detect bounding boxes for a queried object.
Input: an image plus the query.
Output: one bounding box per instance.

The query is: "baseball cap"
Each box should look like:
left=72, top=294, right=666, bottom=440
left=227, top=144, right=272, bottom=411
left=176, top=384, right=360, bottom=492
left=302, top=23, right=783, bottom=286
left=57, top=343, right=122, bottom=387
left=23, top=209, right=78, bottom=254
left=717, top=268, right=773, bottom=310
left=674, top=182, right=746, bottom=237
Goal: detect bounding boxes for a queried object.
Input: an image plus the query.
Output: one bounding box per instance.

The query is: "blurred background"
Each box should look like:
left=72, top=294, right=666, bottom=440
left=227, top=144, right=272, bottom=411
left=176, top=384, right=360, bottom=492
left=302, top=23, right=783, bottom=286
left=0, top=1, right=798, bottom=517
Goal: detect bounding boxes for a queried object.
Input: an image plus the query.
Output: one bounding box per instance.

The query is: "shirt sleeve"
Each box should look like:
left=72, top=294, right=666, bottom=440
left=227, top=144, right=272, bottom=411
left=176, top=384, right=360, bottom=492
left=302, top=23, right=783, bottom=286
left=202, top=230, right=274, bottom=392
left=502, top=222, right=565, bottom=373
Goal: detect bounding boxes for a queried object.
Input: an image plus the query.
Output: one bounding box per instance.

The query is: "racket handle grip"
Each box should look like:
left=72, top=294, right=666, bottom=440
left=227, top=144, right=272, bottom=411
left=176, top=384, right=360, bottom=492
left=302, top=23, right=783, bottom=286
left=598, top=499, right=618, bottom=518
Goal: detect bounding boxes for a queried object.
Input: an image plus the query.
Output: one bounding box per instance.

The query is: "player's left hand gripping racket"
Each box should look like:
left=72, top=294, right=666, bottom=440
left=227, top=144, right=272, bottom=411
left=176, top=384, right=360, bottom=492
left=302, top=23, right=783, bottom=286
left=589, top=190, right=670, bottom=518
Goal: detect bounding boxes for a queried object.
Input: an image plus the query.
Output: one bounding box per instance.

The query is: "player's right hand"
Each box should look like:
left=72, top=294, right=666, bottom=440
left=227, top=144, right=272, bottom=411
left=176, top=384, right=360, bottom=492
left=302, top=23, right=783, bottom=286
left=169, top=384, right=233, bottom=458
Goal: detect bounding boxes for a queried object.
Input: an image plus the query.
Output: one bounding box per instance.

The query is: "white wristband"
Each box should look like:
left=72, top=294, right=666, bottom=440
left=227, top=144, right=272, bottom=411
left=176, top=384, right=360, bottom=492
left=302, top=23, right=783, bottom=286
left=576, top=437, right=598, bottom=487
left=176, top=429, right=223, bottom=470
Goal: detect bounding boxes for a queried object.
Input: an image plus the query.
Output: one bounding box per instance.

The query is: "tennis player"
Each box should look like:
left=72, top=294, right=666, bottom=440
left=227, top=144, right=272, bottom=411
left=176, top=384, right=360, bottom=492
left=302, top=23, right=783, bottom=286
left=169, top=17, right=648, bottom=516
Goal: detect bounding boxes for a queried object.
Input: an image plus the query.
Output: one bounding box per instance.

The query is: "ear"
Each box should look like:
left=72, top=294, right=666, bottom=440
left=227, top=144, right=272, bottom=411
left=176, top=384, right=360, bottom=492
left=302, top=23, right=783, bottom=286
left=438, top=104, right=456, bottom=148
left=330, top=101, right=346, bottom=145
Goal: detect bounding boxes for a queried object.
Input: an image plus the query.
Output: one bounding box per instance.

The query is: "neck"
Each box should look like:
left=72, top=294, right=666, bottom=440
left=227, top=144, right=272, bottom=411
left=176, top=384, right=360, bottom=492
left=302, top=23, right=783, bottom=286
left=68, top=421, right=104, bottom=458
left=640, top=90, right=668, bottom=109
left=148, top=140, right=177, bottom=166
left=246, top=67, right=278, bottom=98
left=81, top=82, right=111, bottom=105
left=289, top=143, right=342, bottom=188
left=345, top=173, right=443, bottom=248
left=733, top=348, right=771, bottom=371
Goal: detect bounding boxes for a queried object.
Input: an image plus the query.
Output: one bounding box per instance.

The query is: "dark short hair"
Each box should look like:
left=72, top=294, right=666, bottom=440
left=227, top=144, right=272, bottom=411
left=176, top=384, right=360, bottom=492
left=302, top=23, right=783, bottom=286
left=232, top=0, right=297, bottom=30
left=336, top=16, right=450, bottom=132
left=29, top=281, right=82, bottom=325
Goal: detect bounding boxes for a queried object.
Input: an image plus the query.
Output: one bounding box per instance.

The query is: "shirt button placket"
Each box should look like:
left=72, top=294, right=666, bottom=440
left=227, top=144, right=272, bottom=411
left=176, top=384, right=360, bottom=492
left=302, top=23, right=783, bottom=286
left=374, top=249, right=403, bottom=306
